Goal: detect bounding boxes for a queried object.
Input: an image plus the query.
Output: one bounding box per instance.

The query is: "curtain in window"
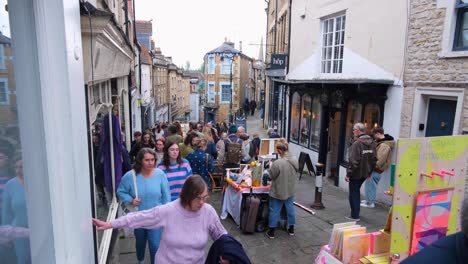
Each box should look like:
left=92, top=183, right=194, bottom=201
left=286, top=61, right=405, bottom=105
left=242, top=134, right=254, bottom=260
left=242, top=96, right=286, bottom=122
left=290, top=92, right=301, bottom=143
left=299, top=95, right=312, bottom=147
left=310, top=96, right=322, bottom=149
left=364, top=103, right=381, bottom=131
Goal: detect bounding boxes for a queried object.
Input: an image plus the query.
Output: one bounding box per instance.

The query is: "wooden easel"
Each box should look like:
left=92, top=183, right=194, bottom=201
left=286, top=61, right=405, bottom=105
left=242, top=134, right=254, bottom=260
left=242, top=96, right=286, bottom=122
left=298, top=152, right=315, bottom=180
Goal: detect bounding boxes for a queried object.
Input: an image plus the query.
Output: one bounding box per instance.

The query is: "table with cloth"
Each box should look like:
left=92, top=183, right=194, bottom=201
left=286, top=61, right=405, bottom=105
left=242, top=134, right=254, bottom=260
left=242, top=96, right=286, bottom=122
left=220, top=170, right=270, bottom=226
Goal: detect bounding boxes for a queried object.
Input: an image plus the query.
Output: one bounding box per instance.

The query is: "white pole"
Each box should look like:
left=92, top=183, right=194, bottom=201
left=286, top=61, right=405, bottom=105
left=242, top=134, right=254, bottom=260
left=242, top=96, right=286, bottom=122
left=108, top=105, right=116, bottom=201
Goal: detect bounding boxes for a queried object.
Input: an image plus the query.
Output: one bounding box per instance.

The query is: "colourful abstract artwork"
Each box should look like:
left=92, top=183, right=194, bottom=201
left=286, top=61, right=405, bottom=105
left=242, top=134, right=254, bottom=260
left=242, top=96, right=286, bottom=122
left=314, top=245, right=342, bottom=264
left=342, top=233, right=370, bottom=264
left=410, top=189, right=453, bottom=255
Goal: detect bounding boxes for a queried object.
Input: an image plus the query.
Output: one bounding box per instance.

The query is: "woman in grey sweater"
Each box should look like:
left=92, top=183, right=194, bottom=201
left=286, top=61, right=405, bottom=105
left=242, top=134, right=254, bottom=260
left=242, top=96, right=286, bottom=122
left=266, top=140, right=299, bottom=239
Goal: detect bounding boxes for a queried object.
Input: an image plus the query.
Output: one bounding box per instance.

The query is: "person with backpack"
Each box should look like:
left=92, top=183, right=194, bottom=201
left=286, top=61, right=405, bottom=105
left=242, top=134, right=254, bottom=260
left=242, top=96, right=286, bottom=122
left=222, top=125, right=243, bottom=170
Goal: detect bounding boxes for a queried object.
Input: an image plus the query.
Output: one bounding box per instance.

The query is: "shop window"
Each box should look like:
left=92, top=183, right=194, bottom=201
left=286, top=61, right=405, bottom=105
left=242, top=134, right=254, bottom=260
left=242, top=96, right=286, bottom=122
left=310, top=96, right=322, bottom=150
left=343, top=101, right=362, bottom=162
left=364, top=103, right=381, bottom=131
left=290, top=92, right=301, bottom=143
left=299, top=95, right=312, bottom=147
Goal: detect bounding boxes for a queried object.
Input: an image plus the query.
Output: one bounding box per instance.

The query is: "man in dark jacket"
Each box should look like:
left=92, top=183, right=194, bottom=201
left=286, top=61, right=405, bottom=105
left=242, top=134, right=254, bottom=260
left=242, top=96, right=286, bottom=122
left=401, top=197, right=468, bottom=264
left=345, top=122, right=377, bottom=221
left=249, top=99, right=257, bottom=116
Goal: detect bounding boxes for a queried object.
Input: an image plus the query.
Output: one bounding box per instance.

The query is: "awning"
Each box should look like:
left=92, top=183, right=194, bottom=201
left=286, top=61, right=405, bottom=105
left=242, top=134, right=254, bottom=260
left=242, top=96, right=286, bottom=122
left=266, top=68, right=286, bottom=77
left=272, top=78, right=394, bottom=85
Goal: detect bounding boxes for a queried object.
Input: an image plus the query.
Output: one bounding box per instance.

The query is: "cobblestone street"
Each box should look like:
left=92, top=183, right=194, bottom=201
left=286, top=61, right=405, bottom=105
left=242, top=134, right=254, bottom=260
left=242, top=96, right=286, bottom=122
left=116, top=112, right=390, bottom=263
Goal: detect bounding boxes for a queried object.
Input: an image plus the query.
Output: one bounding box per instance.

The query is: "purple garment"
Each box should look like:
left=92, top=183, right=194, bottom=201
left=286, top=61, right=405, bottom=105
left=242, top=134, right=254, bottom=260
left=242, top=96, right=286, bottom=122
left=100, top=114, right=123, bottom=193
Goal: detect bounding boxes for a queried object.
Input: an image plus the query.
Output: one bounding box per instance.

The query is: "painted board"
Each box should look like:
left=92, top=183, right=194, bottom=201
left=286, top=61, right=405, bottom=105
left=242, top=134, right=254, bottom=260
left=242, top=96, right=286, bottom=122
left=409, top=189, right=453, bottom=255
left=314, top=245, right=342, bottom=264
left=391, top=135, right=468, bottom=260
left=342, top=233, right=370, bottom=264
left=370, top=231, right=391, bottom=255
left=338, top=226, right=366, bottom=259
left=328, top=221, right=356, bottom=252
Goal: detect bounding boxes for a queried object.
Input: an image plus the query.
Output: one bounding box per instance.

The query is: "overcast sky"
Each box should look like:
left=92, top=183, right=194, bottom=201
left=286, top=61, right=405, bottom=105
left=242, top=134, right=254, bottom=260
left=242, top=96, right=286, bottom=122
left=135, top=0, right=267, bottom=69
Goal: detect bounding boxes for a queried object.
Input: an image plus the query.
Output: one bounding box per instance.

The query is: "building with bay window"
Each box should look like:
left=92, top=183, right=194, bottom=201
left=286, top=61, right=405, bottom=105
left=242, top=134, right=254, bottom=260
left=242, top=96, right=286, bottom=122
left=280, top=0, right=407, bottom=202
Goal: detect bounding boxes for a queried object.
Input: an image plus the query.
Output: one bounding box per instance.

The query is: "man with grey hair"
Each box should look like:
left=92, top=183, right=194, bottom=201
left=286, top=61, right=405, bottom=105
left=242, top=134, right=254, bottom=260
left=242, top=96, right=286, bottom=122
left=401, top=197, right=468, bottom=263
left=345, top=122, right=376, bottom=221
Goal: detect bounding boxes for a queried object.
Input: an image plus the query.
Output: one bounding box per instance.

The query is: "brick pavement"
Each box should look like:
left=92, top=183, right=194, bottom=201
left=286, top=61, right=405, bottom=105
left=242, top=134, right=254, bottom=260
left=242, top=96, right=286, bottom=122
left=115, top=112, right=391, bottom=263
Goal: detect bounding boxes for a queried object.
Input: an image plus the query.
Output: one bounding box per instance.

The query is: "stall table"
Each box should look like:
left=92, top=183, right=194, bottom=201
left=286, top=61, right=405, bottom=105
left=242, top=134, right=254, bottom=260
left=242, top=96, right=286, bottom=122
left=220, top=172, right=270, bottom=226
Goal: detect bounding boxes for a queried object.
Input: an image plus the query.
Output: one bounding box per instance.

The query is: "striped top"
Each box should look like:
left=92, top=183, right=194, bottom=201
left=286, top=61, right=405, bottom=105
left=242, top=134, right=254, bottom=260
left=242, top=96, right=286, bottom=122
left=157, top=159, right=193, bottom=201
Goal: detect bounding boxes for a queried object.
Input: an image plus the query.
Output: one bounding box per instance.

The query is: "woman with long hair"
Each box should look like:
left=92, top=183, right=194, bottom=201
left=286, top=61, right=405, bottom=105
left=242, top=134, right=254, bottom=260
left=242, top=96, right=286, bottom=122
left=93, top=175, right=229, bottom=263
left=179, top=131, right=199, bottom=159
left=157, top=141, right=193, bottom=201
left=202, top=127, right=217, bottom=160
left=154, top=138, right=165, bottom=166
left=186, top=139, right=215, bottom=190
left=130, top=131, right=155, bottom=162
left=117, top=148, right=170, bottom=264
left=153, top=124, right=165, bottom=140
left=173, top=121, right=184, bottom=137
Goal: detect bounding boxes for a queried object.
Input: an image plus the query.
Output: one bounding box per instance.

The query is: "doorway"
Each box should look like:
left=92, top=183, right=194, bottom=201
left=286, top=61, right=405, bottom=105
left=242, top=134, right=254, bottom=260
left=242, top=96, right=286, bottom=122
left=425, top=98, right=456, bottom=137
left=326, top=111, right=342, bottom=179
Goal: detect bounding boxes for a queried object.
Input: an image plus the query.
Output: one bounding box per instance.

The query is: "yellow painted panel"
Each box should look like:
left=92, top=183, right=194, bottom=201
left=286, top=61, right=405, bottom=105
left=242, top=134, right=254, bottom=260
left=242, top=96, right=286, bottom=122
left=396, top=142, right=419, bottom=194
left=390, top=232, right=408, bottom=255
left=448, top=192, right=459, bottom=235
left=430, top=136, right=468, bottom=161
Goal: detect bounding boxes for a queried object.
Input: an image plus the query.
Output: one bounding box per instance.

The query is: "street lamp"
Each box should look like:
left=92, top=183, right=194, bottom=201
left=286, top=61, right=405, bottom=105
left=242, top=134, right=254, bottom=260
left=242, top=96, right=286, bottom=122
left=221, top=52, right=234, bottom=124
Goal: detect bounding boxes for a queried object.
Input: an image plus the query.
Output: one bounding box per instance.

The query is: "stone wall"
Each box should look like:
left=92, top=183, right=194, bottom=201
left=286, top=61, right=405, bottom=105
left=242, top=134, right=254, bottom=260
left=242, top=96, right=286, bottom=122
left=400, top=0, right=468, bottom=137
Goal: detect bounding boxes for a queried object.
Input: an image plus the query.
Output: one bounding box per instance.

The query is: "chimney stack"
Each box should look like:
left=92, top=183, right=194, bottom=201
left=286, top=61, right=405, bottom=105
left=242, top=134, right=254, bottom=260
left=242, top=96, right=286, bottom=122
left=239, top=41, right=242, bottom=53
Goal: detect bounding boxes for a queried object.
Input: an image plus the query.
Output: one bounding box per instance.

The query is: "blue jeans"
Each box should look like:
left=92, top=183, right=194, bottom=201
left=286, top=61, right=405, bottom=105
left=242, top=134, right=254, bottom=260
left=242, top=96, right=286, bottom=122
left=134, top=228, right=162, bottom=264
left=349, top=178, right=366, bottom=219
left=365, top=171, right=382, bottom=203
left=268, top=196, right=296, bottom=228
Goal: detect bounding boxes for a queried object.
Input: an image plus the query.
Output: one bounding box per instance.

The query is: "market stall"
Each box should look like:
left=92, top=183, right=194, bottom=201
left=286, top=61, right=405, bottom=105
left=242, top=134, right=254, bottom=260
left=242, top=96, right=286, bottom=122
left=220, top=167, right=270, bottom=226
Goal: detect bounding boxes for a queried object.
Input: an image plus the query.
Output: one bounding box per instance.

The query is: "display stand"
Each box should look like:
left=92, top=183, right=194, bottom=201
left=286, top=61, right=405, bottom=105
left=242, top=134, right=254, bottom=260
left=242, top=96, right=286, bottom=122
left=314, top=135, right=468, bottom=264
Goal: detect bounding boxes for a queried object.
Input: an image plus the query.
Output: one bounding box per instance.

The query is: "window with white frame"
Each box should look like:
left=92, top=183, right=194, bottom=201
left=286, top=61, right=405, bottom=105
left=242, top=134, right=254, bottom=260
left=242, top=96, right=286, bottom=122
left=221, top=57, right=233, bottom=75
left=454, top=0, right=468, bottom=50
left=321, top=14, right=346, bottom=73
left=0, top=78, right=8, bottom=104
left=207, top=81, right=215, bottom=103
left=207, top=54, right=215, bottom=74
left=220, top=82, right=231, bottom=103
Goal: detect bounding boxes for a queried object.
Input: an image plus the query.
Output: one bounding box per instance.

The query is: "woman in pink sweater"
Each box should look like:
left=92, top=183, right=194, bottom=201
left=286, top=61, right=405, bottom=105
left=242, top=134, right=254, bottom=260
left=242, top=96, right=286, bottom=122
left=93, top=175, right=227, bottom=263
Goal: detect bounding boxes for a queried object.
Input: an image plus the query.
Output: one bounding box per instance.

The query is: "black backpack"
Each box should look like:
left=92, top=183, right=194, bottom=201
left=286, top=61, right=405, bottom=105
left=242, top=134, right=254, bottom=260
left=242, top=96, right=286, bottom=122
left=225, top=137, right=242, bottom=164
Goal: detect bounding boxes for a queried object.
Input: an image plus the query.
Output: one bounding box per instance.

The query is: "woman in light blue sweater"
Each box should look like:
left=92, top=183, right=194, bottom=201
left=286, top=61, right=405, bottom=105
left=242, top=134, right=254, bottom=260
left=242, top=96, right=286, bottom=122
left=117, top=148, right=170, bottom=264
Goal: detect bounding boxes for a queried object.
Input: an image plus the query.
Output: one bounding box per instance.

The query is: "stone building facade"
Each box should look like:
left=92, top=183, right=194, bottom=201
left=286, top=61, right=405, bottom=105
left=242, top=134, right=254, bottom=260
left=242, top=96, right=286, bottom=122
left=203, top=41, right=253, bottom=123
left=400, top=0, right=468, bottom=138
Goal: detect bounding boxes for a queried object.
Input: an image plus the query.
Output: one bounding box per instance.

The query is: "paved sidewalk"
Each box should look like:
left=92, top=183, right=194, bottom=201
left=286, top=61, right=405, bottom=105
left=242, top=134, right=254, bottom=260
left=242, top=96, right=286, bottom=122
left=115, top=112, right=391, bottom=263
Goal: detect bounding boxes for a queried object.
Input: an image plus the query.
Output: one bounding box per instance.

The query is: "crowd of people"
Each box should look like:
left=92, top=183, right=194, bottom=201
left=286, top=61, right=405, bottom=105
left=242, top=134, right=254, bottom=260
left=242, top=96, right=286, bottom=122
left=92, top=120, right=262, bottom=264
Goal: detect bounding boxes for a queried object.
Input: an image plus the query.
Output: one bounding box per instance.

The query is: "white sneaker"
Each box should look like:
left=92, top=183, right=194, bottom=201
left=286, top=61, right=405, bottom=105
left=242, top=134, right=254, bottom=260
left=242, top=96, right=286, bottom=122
left=361, top=202, right=375, bottom=208
left=345, top=216, right=360, bottom=222
left=360, top=200, right=367, bottom=205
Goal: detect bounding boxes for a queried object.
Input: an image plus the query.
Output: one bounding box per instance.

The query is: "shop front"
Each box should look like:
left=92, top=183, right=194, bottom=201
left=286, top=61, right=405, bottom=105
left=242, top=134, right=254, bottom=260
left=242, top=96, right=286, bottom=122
left=275, top=79, right=391, bottom=186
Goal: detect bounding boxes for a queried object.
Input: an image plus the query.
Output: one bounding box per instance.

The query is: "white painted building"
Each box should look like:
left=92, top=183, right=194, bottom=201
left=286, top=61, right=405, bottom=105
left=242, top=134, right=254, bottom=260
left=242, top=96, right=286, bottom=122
left=190, top=92, right=200, bottom=122
left=277, top=0, right=407, bottom=203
